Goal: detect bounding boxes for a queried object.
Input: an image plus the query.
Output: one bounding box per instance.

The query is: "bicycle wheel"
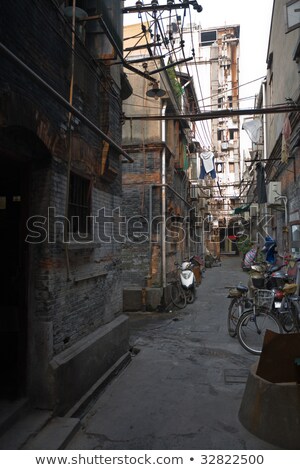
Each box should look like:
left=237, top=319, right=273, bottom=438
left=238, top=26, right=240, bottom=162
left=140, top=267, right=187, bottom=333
left=279, top=301, right=300, bottom=333
left=237, top=309, right=282, bottom=355
left=227, top=297, right=252, bottom=337
left=227, top=298, right=239, bottom=337
left=171, top=282, right=186, bottom=309
left=186, top=289, right=195, bottom=304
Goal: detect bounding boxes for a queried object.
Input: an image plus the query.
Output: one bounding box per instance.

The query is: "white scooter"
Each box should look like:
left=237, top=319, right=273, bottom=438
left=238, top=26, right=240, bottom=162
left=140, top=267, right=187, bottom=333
left=179, top=260, right=196, bottom=303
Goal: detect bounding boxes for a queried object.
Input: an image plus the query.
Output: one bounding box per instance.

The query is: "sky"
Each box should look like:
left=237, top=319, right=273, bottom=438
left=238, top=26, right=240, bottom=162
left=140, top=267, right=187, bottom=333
left=123, top=0, right=275, bottom=151
left=123, top=0, right=274, bottom=101
left=199, top=0, right=274, bottom=104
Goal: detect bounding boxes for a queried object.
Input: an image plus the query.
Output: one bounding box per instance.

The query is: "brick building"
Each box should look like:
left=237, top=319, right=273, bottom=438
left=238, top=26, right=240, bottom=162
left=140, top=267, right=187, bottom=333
left=122, top=23, right=200, bottom=311
left=0, top=0, right=130, bottom=413
left=244, top=0, right=300, bottom=255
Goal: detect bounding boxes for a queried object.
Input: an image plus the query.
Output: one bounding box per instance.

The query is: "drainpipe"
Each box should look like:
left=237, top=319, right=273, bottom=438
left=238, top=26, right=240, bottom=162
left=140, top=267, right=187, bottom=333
left=64, top=0, right=76, bottom=281
left=148, top=182, right=192, bottom=290
left=275, top=195, right=289, bottom=252
left=261, top=79, right=268, bottom=243
left=161, top=103, right=167, bottom=304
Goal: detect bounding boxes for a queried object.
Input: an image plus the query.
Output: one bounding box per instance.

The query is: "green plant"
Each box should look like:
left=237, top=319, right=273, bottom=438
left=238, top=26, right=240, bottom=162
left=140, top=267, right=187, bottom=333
left=237, top=236, right=252, bottom=256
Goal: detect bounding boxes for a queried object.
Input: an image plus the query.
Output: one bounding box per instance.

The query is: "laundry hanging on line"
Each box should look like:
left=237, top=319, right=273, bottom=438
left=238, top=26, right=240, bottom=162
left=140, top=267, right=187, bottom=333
left=199, top=150, right=216, bottom=179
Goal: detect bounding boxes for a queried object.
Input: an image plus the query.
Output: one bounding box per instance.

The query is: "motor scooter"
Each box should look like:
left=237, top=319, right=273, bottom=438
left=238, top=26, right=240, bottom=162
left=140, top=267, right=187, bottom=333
left=179, top=260, right=196, bottom=303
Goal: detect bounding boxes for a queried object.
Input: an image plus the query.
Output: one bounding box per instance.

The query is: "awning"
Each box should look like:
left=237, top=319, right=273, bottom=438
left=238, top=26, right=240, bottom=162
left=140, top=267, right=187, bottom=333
left=232, top=203, right=251, bottom=215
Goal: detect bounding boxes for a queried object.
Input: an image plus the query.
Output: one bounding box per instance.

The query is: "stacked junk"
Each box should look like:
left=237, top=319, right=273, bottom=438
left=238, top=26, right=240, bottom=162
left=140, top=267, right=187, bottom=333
left=239, top=243, right=300, bottom=449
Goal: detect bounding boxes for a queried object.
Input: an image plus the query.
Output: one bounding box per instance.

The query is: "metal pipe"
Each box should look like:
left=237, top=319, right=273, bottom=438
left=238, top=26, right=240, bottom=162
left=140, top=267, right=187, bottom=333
left=148, top=182, right=192, bottom=287
left=147, top=56, right=193, bottom=75
left=124, top=105, right=300, bottom=121
left=262, top=80, right=268, bottom=162
left=122, top=2, right=195, bottom=14
left=161, top=103, right=167, bottom=293
left=64, top=0, right=77, bottom=281
left=0, top=41, right=134, bottom=163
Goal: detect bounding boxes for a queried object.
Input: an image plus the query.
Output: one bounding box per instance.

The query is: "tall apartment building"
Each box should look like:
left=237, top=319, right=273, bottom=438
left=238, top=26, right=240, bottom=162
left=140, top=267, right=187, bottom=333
left=173, top=22, right=242, bottom=256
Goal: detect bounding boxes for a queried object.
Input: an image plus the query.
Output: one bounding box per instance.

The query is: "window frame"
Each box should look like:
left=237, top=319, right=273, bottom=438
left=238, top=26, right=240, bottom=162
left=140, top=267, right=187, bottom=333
left=285, top=0, right=300, bottom=33
left=68, top=171, right=92, bottom=236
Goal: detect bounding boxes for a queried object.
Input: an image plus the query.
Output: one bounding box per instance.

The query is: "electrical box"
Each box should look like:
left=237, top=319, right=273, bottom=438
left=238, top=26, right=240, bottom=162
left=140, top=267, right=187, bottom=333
left=267, top=181, right=282, bottom=205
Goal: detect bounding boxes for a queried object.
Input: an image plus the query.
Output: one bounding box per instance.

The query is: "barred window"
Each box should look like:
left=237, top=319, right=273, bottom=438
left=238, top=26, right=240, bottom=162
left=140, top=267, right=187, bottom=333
left=68, top=172, right=91, bottom=234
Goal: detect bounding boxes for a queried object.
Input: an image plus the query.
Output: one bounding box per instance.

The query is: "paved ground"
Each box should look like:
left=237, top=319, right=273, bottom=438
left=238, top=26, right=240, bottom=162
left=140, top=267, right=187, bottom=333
left=66, top=256, right=278, bottom=450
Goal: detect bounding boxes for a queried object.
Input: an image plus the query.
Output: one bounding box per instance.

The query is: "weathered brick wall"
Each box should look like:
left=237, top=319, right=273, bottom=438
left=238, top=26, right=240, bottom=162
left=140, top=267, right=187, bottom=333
left=28, top=156, right=123, bottom=355
left=122, top=145, right=190, bottom=289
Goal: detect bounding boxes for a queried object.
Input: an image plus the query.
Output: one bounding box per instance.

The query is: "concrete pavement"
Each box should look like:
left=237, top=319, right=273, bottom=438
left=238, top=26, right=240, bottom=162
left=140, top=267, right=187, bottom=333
left=66, top=256, right=278, bottom=450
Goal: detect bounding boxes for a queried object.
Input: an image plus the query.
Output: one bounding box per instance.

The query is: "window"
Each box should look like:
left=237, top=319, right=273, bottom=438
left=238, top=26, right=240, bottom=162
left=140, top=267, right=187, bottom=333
left=201, top=30, right=217, bottom=46
left=285, top=1, right=300, bottom=32
left=229, top=162, right=235, bottom=173
left=216, top=163, right=224, bottom=173
left=229, top=129, right=236, bottom=140
left=68, top=172, right=91, bottom=234
left=291, top=224, right=300, bottom=256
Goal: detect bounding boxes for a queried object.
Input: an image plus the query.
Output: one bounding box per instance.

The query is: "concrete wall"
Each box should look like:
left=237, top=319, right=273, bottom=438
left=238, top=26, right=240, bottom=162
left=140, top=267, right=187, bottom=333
left=266, top=0, right=300, bottom=152
left=264, top=0, right=300, bottom=254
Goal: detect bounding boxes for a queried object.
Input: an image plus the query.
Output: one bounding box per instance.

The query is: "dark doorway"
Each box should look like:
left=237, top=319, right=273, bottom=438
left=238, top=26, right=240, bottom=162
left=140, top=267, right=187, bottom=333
left=0, top=158, right=29, bottom=398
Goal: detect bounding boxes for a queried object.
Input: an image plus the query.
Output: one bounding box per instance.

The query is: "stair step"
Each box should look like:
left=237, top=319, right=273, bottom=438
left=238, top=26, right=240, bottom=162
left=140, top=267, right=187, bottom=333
left=0, top=398, right=29, bottom=437
left=23, top=417, right=80, bottom=450
left=0, top=409, right=51, bottom=450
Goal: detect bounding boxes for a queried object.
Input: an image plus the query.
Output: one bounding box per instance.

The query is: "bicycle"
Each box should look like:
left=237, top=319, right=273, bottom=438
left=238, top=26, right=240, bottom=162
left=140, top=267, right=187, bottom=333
left=236, top=289, right=283, bottom=355
left=226, top=283, right=252, bottom=337
left=276, top=283, right=300, bottom=333
left=170, top=279, right=187, bottom=309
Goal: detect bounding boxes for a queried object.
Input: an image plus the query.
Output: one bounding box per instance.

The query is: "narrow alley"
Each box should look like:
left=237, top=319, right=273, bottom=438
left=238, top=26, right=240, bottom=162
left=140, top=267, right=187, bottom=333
left=65, top=256, right=277, bottom=450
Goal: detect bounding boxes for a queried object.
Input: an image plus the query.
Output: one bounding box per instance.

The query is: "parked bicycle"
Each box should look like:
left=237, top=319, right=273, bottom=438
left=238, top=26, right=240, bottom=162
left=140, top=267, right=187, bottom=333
left=170, top=278, right=187, bottom=309
left=226, top=283, right=251, bottom=337
left=276, top=283, right=300, bottom=333
left=236, top=289, right=283, bottom=355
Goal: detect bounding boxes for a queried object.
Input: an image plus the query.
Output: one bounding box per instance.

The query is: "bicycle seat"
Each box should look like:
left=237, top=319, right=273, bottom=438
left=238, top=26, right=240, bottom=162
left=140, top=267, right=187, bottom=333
left=283, top=283, right=298, bottom=295
left=237, top=283, right=248, bottom=293
left=267, top=265, right=281, bottom=274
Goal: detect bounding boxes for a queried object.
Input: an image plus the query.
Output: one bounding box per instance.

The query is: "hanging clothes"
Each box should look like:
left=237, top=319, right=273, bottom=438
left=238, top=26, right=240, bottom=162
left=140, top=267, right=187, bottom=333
left=199, top=151, right=216, bottom=179
left=256, top=162, right=267, bottom=204
left=242, top=119, right=262, bottom=144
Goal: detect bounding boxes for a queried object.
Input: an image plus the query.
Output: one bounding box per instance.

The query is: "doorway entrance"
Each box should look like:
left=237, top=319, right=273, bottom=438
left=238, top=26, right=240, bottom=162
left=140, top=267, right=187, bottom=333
left=0, top=158, right=29, bottom=398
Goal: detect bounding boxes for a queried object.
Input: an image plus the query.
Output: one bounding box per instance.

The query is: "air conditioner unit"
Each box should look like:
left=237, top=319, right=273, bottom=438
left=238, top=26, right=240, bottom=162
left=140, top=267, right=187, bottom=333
left=267, top=181, right=282, bottom=205
left=190, top=185, right=199, bottom=200
left=198, top=198, right=208, bottom=210
left=250, top=203, right=259, bottom=217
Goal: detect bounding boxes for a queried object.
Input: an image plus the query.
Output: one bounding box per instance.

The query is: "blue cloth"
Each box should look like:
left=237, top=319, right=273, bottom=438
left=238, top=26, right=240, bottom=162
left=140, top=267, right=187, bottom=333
left=199, top=163, right=216, bottom=179
left=262, top=236, right=277, bottom=264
